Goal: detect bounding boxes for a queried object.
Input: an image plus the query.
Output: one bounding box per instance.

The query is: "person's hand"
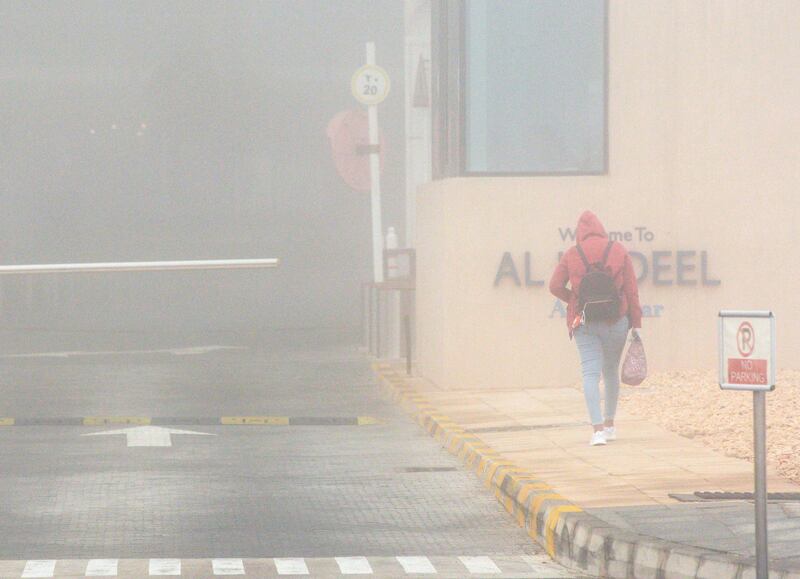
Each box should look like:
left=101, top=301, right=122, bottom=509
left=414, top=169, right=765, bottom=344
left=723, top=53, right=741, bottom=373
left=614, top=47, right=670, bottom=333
left=631, top=328, right=641, bottom=340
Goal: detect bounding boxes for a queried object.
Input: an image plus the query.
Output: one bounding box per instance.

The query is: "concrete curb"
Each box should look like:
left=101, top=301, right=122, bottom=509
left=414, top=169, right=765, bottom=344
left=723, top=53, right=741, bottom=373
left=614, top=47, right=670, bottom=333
left=373, top=363, right=800, bottom=579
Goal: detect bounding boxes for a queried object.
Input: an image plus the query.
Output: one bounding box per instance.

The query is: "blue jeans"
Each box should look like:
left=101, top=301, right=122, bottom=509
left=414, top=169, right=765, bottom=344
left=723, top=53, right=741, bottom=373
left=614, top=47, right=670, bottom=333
left=574, top=316, right=630, bottom=426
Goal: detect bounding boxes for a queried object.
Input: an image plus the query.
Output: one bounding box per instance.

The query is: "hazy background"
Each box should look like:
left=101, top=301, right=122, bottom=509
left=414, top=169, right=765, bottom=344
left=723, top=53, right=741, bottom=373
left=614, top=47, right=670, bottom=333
left=0, top=0, right=405, bottom=334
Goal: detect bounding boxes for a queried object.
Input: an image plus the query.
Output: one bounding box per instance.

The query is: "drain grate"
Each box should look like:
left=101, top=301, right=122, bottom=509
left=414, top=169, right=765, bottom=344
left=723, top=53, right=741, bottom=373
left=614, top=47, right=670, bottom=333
left=400, top=467, right=459, bottom=473
left=670, top=491, right=800, bottom=502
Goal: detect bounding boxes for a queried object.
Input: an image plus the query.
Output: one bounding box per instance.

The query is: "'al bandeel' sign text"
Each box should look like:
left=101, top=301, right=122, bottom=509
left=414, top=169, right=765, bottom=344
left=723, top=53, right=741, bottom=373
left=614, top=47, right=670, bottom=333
left=493, top=226, right=721, bottom=319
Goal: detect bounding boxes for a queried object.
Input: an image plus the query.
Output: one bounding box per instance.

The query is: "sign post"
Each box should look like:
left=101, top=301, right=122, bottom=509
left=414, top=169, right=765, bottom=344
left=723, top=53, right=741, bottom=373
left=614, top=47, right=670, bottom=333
left=351, top=42, right=390, bottom=283
left=719, top=310, right=776, bottom=579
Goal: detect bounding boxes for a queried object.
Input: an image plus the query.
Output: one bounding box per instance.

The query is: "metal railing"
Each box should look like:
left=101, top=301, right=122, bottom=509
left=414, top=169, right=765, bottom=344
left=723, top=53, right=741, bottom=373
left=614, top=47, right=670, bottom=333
left=362, top=279, right=415, bottom=374
left=0, top=258, right=281, bottom=328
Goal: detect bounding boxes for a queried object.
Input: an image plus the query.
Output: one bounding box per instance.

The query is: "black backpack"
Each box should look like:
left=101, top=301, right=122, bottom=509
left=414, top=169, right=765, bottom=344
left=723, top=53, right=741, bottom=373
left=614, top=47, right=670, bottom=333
left=576, top=241, right=621, bottom=323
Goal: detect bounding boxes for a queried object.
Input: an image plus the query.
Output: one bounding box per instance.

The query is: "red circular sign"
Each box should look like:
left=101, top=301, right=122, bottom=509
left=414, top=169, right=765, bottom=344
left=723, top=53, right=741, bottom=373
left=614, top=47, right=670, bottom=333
left=737, top=321, right=755, bottom=357
left=326, top=109, right=385, bottom=192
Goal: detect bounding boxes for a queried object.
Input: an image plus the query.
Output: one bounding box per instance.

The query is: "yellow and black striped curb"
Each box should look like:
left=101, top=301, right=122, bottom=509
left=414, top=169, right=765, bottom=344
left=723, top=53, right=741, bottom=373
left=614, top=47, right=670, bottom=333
left=0, top=416, right=380, bottom=427
left=372, top=363, right=770, bottom=579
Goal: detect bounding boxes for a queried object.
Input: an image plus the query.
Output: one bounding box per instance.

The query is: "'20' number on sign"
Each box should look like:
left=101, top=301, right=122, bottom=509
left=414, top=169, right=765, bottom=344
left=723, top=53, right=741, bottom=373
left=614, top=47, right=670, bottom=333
left=351, top=65, right=390, bottom=105
left=363, top=77, right=379, bottom=96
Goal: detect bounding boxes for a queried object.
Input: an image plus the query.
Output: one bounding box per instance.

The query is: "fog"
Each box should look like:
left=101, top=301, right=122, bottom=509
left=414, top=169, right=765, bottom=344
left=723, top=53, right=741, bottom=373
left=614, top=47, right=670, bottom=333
left=0, top=0, right=406, bottom=333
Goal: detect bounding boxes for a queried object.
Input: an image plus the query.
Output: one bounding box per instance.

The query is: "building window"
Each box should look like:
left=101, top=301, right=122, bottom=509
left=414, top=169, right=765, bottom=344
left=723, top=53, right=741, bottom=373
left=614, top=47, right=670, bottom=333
left=434, top=0, right=607, bottom=176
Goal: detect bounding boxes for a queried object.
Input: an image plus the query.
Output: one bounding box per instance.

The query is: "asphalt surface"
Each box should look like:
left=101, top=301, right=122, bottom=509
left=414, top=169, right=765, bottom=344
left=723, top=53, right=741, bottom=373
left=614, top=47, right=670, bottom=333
left=0, top=328, right=576, bottom=577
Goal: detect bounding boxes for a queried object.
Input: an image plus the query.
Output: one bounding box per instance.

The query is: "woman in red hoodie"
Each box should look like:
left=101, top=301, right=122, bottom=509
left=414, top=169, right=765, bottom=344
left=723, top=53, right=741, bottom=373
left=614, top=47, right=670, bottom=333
left=550, top=211, right=642, bottom=446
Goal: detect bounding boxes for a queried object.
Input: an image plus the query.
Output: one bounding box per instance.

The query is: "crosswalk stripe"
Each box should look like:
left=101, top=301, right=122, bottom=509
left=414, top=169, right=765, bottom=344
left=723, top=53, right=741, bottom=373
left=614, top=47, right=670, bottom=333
left=21, top=561, right=56, bottom=578
left=459, top=556, right=501, bottom=574
left=274, top=558, right=309, bottom=575
left=148, top=559, right=181, bottom=576
left=85, top=559, right=119, bottom=576
left=396, top=556, right=437, bottom=574
left=335, top=556, right=373, bottom=575
left=212, top=559, right=245, bottom=575
left=22, top=561, right=56, bottom=578
left=4, top=555, right=577, bottom=577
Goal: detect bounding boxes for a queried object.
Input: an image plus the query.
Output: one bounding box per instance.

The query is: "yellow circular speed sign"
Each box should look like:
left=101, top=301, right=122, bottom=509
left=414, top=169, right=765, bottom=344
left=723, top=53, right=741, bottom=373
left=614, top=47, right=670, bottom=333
left=351, top=64, right=390, bottom=105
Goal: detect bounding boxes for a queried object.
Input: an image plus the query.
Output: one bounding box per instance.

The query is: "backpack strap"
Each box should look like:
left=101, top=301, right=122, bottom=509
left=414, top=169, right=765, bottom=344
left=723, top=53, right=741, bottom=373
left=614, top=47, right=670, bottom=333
left=600, top=240, right=614, bottom=268
left=576, top=240, right=614, bottom=271
left=575, top=243, right=591, bottom=270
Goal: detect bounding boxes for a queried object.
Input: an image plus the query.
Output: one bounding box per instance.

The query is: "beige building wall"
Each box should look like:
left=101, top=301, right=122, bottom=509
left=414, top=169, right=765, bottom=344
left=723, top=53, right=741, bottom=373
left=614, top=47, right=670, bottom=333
left=416, top=1, right=800, bottom=389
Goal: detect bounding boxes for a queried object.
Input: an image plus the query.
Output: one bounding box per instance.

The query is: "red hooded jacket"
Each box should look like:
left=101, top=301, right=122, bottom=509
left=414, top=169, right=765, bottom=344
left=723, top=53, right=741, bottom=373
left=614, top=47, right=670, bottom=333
left=549, top=211, right=642, bottom=336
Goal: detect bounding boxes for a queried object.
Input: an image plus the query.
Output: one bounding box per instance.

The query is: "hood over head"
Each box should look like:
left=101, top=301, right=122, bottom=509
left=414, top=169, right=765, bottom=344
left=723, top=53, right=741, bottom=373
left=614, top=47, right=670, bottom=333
left=576, top=210, right=607, bottom=242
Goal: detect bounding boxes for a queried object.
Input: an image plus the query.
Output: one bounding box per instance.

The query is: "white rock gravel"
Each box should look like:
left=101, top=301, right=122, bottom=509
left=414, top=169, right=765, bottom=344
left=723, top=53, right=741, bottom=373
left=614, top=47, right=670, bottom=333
left=616, top=370, right=800, bottom=484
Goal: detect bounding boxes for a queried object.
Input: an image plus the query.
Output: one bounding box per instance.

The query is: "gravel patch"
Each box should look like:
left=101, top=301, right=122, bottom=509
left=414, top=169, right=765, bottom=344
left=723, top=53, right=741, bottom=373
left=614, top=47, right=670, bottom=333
left=615, top=370, right=800, bottom=484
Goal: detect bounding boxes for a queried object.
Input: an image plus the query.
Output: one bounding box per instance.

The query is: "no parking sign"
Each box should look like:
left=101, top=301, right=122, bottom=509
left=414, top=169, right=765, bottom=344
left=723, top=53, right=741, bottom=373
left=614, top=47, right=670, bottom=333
left=719, top=311, right=775, bottom=391
left=718, top=310, right=776, bottom=578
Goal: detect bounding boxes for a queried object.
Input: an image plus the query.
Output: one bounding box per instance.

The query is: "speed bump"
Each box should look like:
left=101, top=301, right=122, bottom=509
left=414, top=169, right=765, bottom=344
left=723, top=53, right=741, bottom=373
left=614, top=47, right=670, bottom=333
left=221, top=416, right=290, bottom=425
left=83, top=417, right=151, bottom=426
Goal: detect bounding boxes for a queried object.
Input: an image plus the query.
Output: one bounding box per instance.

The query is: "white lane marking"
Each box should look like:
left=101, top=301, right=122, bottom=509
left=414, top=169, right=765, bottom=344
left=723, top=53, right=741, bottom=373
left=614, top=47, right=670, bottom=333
left=83, top=426, right=215, bottom=447
left=335, top=557, right=373, bottom=575
left=21, top=561, right=56, bottom=578
left=1, top=345, right=245, bottom=359
left=396, top=556, right=437, bottom=574
left=171, top=346, right=246, bottom=356
left=274, top=558, right=309, bottom=575
left=148, top=559, right=181, bottom=575
left=459, top=556, right=501, bottom=574
left=212, top=558, right=245, bottom=575
left=85, top=559, right=119, bottom=576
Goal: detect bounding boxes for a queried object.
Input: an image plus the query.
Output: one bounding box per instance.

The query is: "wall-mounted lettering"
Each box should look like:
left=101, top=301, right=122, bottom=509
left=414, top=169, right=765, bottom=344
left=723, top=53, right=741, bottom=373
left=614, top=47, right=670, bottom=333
left=494, top=252, right=544, bottom=287
left=559, top=225, right=656, bottom=243
left=497, top=250, right=721, bottom=287
left=499, top=228, right=716, bottom=322
left=494, top=252, right=521, bottom=286
left=548, top=300, right=665, bottom=319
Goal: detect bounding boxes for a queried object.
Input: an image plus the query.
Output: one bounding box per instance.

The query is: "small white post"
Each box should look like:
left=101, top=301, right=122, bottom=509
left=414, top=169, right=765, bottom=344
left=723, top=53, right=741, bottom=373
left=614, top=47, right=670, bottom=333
left=385, top=226, right=400, bottom=358
left=366, top=41, right=384, bottom=284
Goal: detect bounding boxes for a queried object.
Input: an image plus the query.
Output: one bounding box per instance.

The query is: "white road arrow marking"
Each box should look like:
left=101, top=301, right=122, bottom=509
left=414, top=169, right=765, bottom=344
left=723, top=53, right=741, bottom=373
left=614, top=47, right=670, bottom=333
left=82, top=426, right=216, bottom=447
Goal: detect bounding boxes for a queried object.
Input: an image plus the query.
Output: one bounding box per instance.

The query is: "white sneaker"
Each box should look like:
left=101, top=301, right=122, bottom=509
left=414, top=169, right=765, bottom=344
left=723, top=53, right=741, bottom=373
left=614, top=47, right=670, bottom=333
left=603, top=426, right=617, bottom=441
left=590, top=431, right=607, bottom=446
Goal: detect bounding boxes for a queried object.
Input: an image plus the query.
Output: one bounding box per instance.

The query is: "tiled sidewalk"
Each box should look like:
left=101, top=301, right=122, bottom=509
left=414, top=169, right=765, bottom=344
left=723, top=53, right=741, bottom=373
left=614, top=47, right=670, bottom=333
left=421, top=385, right=798, bottom=507
left=374, top=362, right=800, bottom=578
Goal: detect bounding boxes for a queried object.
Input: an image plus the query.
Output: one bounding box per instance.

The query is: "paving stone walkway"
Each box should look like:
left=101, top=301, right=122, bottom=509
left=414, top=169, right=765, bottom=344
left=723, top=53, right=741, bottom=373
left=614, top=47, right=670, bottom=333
left=393, top=369, right=800, bottom=573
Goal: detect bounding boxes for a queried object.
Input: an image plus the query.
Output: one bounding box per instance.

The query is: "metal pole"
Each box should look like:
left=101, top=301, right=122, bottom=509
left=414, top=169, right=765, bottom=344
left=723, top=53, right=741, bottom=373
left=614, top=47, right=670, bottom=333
left=366, top=42, right=384, bottom=284
left=375, top=288, right=382, bottom=359
left=361, top=283, right=367, bottom=349
left=754, top=390, right=769, bottom=579
left=368, top=286, right=375, bottom=355
left=404, top=314, right=411, bottom=375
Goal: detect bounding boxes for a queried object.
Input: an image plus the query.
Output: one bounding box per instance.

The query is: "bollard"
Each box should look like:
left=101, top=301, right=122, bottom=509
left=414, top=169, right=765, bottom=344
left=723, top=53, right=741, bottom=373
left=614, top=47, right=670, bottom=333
left=375, top=288, right=382, bottom=359
left=370, top=285, right=377, bottom=356
left=361, top=283, right=369, bottom=350
left=385, top=227, right=401, bottom=359
left=404, top=314, right=412, bottom=375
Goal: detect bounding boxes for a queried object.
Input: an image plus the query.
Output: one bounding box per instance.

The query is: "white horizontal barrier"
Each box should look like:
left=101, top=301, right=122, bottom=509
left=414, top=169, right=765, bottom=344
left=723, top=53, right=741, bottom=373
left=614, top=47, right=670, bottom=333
left=0, top=258, right=280, bottom=275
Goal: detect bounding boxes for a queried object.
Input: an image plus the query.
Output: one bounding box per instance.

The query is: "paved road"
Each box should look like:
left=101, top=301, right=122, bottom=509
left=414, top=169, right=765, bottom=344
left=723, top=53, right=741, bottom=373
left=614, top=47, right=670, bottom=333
left=0, top=329, right=577, bottom=577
